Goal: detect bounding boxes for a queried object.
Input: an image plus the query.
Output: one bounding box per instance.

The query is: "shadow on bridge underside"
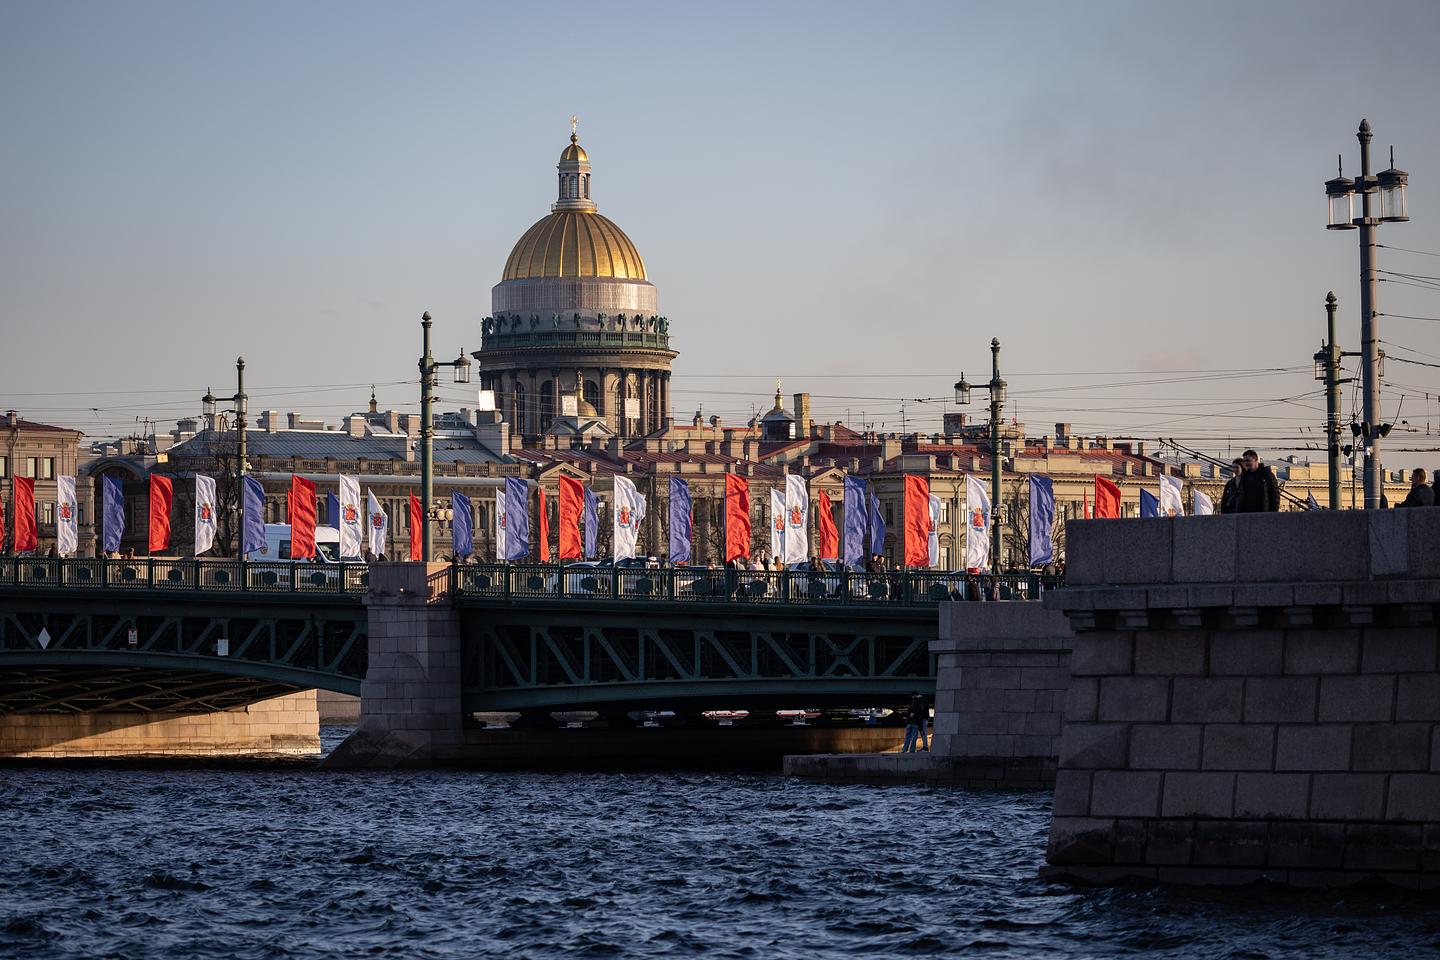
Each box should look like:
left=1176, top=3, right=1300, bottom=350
left=0, top=663, right=304, bottom=713
left=463, top=677, right=936, bottom=714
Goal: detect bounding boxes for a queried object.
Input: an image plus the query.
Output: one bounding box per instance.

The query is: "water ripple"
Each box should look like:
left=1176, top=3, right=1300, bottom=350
left=0, top=759, right=1436, bottom=958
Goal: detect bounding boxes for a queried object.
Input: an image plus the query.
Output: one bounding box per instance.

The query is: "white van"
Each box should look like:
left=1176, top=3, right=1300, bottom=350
left=246, top=523, right=343, bottom=563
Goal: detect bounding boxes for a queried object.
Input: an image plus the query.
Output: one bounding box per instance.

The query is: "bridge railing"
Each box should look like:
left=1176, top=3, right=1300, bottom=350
left=452, top=564, right=1059, bottom=606
left=0, top=557, right=370, bottom=596
left=0, top=557, right=1060, bottom=605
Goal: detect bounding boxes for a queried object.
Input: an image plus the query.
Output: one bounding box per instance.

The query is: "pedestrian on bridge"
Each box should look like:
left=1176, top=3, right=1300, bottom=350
left=901, top=692, right=929, bottom=753
left=1397, top=468, right=1434, bottom=508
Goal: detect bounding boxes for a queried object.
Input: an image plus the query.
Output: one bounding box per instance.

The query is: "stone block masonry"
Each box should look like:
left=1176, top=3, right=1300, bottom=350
left=1046, top=508, right=1440, bottom=889
left=928, top=602, right=1074, bottom=787
left=323, top=563, right=463, bottom=768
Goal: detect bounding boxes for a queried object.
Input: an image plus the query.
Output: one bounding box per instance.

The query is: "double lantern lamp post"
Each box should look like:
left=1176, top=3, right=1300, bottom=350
left=201, top=357, right=248, bottom=557
left=417, top=312, right=471, bottom=562
left=954, top=338, right=1007, bottom=569
left=1324, top=119, right=1410, bottom=509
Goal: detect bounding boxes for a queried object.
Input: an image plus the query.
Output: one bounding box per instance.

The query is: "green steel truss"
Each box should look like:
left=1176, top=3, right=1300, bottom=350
left=459, top=601, right=938, bottom=712
left=0, top=592, right=366, bottom=712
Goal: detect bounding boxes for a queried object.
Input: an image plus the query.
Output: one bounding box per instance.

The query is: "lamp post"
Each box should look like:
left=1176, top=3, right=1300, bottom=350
left=1325, top=119, right=1410, bottom=509
left=1313, top=292, right=1357, bottom=510
left=953, top=337, right=1007, bottom=571
left=202, top=357, right=248, bottom=556
left=417, top=311, right=471, bottom=562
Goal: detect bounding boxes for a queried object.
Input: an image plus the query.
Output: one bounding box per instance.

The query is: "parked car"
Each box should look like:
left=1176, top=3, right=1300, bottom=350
left=245, top=523, right=343, bottom=563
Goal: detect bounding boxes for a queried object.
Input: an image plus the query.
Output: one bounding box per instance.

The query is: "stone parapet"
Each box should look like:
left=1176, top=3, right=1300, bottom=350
left=1045, top=508, right=1440, bottom=888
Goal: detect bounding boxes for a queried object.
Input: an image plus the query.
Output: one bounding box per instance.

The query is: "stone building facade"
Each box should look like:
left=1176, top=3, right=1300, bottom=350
left=1, top=411, right=88, bottom=555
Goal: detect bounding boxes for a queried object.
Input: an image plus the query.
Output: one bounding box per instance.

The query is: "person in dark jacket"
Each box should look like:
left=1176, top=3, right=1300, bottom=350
left=1219, top=458, right=1244, bottom=514
left=1237, top=450, right=1281, bottom=512
left=1398, top=468, right=1434, bottom=508
left=901, top=692, right=929, bottom=753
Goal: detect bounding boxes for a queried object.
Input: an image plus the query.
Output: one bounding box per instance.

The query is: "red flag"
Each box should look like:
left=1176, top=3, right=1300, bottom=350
left=724, top=474, right=750, bottom=562
left=816, top=490, right=838, bottom=560
left=1094, top=475, right=1122, bottom=519
left=12, top=476, right=37, bottom=553
left=148, top=475, right=173, bottom=554
left=558, top=476, right=584, bottom=561
left=538, top=486, right=550, bottom=562
left=408, top=492, right=422, bottom=561
left=288, top=475, right=317, bottom=559
left=903, top=475, right=930, bottom=568
left=1083, top=489, right=1091, bottom=519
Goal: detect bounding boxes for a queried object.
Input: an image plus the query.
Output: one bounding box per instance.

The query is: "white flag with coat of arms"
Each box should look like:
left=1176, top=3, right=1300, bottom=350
left=338, top=475, right=363, bottom=559
left=964, top=475, right=991, bottom=571
left=194, top=474, right=217, bottom=556
left=367, top=489, right=388, bottom=558
left=1159, top=474, right=1185, bottom=517
left=770, top=487, right=785, bottom=562
left=494, top=490, right=507, bottom=560
left=612, top=475, right=643, bottom=561
left=782, top=474, right=809, bottom=565
left=56, top=475, right=78, bottom=557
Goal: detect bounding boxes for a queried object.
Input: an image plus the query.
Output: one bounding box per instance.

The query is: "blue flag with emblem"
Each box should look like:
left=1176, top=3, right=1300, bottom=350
left=868, top=493, right=886, bottom=558
left=242, top=476, right=266, bottom=556
left=842, top=476, right=867, bottom=567
left=1028, top=475, right=1055, bottom=567
left=1140, top=489, right=1159, bottom=518
left=451, top=491, right=473, bottom=559
left=669, top=477, right=692, bottom=565
left=101, top=475, right=125, bottom=554
left=501, top=477, right=530, bottom=560
left=583, top=487, right=599, bottom=559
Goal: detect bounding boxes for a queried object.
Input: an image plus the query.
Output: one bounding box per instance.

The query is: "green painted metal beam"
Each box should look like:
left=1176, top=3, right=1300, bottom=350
left=0, top=651, right=361, bottom=696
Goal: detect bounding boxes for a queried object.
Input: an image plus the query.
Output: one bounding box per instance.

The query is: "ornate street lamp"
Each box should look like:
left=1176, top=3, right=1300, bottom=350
left=418, top=312, right=471, bottom=562
left=1323, top=120, right=1413, bottom=508
left=953, top=338, right=1007, bottom=569
left=201, top=358, right=248, bottom=556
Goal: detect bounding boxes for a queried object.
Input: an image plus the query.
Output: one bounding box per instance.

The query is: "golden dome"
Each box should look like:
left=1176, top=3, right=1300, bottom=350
left=502, top=211, right=647, bottom=281
left=560, top=134, right=588, bottom=163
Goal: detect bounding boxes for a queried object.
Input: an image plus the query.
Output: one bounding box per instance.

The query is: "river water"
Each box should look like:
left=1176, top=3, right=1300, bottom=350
left=1, top=728, right=1436, bottom=959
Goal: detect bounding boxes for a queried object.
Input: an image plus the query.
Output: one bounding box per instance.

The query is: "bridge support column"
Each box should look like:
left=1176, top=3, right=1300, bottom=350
left=323, top=563, right=462, bottom=769
left=785, top=603, right=1073, bottom=786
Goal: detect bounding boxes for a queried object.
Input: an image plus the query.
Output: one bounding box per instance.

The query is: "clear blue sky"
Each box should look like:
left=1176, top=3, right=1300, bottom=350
left=3, top=0, right=1440, bottom=466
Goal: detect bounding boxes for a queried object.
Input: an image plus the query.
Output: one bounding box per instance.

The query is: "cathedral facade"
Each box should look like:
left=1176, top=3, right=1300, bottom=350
left=475, top=130, right=676, bottom=444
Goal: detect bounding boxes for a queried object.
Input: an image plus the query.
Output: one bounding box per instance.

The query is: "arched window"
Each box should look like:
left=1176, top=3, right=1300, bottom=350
left=512, top=383, right=527, bottom=436
left=583, top=378, right=600, bottom=414
left=539, top=380, right=555, bottom=428
left=583, top=174, right=590, bottom=198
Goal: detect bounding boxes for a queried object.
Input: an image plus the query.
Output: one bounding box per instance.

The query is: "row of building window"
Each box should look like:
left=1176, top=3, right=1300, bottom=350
left=0, top=457, right=56, bottom=479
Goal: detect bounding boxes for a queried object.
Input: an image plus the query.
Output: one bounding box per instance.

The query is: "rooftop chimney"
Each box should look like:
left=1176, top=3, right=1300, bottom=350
left=793, top=393, right=811, bottom=438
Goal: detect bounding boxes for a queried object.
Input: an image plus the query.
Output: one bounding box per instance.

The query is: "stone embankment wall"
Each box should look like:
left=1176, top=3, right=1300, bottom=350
left=1046, top=509, right=1440, bottom=888
left=0, top=690, right=318, bottom=758
left=785, top=602, right=1073, bottom=787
